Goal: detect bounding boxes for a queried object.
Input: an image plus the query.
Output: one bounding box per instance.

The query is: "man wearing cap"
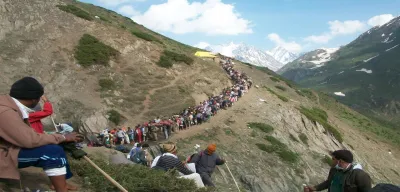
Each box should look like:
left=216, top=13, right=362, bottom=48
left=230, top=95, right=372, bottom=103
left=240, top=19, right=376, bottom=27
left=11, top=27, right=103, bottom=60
left=0, top=77, right=80, bottom=192
left=304, top=150, right=371, bottom=192
left=190, top=143, right=225, bottom=187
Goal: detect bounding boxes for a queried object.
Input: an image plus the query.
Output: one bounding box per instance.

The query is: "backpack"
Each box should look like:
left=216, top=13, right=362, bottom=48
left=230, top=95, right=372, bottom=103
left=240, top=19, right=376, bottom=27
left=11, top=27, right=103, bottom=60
left=371, top=184, right=400, bottom=192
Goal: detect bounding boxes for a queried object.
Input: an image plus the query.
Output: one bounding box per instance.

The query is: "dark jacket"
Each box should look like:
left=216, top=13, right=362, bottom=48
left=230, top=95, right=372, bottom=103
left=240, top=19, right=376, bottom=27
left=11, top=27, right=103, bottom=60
left=315, top=165, right=371, bottom=192
left=190, top=151, right=224, bottom=175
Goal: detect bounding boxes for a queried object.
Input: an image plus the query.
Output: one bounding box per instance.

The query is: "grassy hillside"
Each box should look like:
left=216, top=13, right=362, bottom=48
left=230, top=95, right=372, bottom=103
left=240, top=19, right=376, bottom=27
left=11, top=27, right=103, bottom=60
left=280, top=17, right=400, bottom=126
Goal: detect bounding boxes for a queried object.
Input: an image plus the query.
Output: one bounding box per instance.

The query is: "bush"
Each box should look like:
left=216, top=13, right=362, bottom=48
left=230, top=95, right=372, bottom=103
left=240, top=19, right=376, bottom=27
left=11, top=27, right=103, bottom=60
left=264, top=135, right=286, bottom=148
left=75, top=34, right=119, bottom=67
left=164, top=50, right=194, bottom=65
left=299, top=133, right=308, bottom=145
left=299, top=106, right=343, bottom=143
left=98, top=79, right=115, bottom=90
left=107, top=110, right=121, bottom=125
left=132, top=31, right=163, bottom=44
left=69, top=157, right=207, bottom=192
left=265, top=87, right=289, bottom=102
left=255, top=143, right=268, bottom=152
left=57, top=5, right=93, bottom=21
left=270, top=76, right=280, bottom=82
left=257, top=135, right=299, bottom=164
left=247, top=122, right=274, bottom=133
left=275, top=85, right=287, bottom=91
left=157, top=55, right=174, bottom=68
left=277, top=150, right=299, bottom=164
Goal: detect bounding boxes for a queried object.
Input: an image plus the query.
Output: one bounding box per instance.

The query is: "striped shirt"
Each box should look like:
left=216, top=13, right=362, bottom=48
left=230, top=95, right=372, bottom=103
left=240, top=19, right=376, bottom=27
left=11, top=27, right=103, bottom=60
left=152, top=153, right=193, bottom=175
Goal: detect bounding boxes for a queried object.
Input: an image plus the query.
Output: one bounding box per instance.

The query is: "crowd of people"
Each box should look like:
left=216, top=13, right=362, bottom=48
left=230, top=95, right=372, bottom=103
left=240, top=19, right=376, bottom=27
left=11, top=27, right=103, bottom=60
left=98, top=57, right=253, bottom=146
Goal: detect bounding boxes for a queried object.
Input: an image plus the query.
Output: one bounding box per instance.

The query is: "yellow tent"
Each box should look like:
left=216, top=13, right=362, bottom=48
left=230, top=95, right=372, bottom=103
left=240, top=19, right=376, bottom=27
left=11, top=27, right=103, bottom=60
left=194, top=51, right=217, bottom=58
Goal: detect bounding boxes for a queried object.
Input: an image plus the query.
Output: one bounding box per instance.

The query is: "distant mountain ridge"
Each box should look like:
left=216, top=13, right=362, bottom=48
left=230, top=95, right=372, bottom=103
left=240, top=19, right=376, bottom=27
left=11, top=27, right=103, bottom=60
left=202, top=42, right=284, bottom=71
left=280, top=16, right=400, bottom=125
left=266, top=46, right=298, bottom=64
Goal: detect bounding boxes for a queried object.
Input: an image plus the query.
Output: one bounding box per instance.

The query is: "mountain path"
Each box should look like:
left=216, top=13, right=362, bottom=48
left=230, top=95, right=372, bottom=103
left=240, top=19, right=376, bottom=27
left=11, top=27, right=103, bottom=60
left=137, top=67, right=202, bottom=120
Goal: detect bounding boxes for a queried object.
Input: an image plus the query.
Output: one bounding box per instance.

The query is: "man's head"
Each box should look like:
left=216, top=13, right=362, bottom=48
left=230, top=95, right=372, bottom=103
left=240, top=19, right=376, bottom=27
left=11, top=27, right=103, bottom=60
left=206, top=144, right=217, bottom=155
left=10, top=77, right=44, bottom=108
left=331, top=150, right=353, bottom=169
left=163, top=144, right=177, bottom=154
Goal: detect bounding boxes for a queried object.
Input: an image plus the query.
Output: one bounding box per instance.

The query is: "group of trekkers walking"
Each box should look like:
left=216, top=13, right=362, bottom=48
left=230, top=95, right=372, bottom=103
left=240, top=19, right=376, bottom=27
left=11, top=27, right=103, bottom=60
left=0, top=58, right=391, bottom=191
left=99, top=56, right=253, bottom=147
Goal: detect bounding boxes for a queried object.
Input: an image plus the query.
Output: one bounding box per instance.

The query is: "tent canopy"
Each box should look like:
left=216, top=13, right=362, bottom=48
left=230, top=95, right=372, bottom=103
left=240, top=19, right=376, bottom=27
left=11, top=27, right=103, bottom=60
left=194, top=51, right=217, bottom=58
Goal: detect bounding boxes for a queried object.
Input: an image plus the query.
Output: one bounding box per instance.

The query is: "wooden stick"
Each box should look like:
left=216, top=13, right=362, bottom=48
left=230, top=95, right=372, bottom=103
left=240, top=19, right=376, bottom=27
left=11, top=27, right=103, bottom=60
left=225, top=161, right=241, bottom=192
left=83, top=156, right=128, bottom=192
left=50, top=114, right=128, bottom=191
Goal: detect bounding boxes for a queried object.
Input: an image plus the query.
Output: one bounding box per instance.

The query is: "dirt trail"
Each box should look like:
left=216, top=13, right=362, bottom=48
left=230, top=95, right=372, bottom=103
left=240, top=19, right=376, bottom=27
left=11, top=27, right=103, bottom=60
left=137, top=67, right=202, bottom=120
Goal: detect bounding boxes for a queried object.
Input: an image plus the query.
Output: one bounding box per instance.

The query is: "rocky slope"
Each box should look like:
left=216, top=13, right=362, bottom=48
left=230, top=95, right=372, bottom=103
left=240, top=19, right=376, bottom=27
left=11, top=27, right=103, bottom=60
left=1, top=0, right=400, bottom=191
left=280, top=16, right=400, bottom=125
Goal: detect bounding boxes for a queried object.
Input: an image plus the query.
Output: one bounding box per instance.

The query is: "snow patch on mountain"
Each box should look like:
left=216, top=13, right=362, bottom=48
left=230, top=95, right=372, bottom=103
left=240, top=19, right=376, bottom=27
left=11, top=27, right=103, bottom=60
left=356, top=68, right=373, bottom=74
left=306, top=48, right=339, bottom=68
left=363, top=55, right=379, bottom=62
left=386, top=44, right=399, bottom=52
left=266, top=46, right=298, bottom=64
left=199, top=42, right=284, bottom=71
left=334, top=92, right=346, bottom=97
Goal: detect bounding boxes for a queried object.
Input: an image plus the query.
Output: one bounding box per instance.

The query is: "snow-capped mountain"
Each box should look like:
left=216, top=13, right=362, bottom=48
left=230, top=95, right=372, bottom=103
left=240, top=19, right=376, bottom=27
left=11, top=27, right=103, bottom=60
left=200, top=42, right=284, bottom=71
left=266, top=46, right=298, bottom=64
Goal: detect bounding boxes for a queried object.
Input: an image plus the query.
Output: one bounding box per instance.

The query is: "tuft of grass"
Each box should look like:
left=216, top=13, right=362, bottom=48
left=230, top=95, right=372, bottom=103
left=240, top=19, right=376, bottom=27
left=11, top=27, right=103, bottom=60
left=98, top=79, right=115, bottom=90
left=299, top=133, right=308, bottom=145
left=295, top=90, right=305, bottom=97
left=75, top=34, right=119, bottom=67
left=277, top=150, right=299, bottom=164
left=265, top=86, right=289, bottom=102
left=264, top=135, right=286, bottom=148
left=131, top=31, right=163, bottom=44
left=289, top=133, right=299, bottom=142
left=256, top=135, right=299, bottom=164
left=299, top=106, right=343, bottom=143
left=69, top=157, right=206, bottom=192
left=250, top=130, right=257, bottom=137
left=107, top=109, right=121, bottom=125
left=156, top=55, right=173, bottom=68
left=247, top=122, right=274, bottom=133
left=275, top=85, right=287, bottom=91
left=255, top=143, right=268, bottom=152
left=270, top=76, right=280, bottom=82
left=57, top=4, right=93, bottom=21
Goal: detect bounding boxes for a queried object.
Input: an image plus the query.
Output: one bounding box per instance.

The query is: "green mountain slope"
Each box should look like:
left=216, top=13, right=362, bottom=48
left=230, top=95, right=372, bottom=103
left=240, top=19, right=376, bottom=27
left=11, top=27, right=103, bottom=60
left=280, top=16, right=400, bottom=125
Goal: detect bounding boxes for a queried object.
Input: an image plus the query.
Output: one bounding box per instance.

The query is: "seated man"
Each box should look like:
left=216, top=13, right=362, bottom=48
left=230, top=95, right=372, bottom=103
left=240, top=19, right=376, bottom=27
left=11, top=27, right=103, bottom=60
left=0, top=77, right=79, bottom=192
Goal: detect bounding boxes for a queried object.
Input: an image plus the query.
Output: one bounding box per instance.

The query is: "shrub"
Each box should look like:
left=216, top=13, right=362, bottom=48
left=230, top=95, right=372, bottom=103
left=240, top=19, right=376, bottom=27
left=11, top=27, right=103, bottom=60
left=156, top=55, right=174, bottom=68
left=163, top=50, right=194, bottom=65
left=132, top=31, right=163, bottom=44
left=75, top=34, right=119, bottom=67
left=270, top=76, right=280, bottom=82
left=299, top=106, right=343, bottom=143
left=247, top=122, right=274, bottom=133
left=258, top=135, right=299, bottom=164
left=285, top=81, right=294, bottom=88
left=264, top=135, right=285, bottom=148
left=107, top=109, right=121, bottom=125
left=275, top=85, right=287, bottom=91
left=255, top=143, right=268, bottom=152
left=69, top=157, right=206, bottom=192
left=295, top=90, right=305, bottom=97
left=299, top=133, right=308, bottom=145
left=277, top=150, right=299, bottom=163
left=98, top=79, right=115, bottom=90
left=57, top=5, right=93, bottom=21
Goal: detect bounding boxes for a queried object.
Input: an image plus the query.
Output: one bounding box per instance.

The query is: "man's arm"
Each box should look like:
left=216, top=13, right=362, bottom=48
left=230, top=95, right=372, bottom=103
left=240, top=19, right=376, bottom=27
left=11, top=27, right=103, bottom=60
left=28, top=102, right=53, bottom=122
left=215, top=155, right=225, bottom=165
left=0, top=109, right=64, bottom=148
left=355, top=170, right=372, bottom=192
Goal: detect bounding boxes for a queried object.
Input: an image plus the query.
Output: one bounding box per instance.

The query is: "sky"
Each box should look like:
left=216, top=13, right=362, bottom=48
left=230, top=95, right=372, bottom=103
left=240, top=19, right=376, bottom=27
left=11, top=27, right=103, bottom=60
left=80, top=0, right=400, bottom=53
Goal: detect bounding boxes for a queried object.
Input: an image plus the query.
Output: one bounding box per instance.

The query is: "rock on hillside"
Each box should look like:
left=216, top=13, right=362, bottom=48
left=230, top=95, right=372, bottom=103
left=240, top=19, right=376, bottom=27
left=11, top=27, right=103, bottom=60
left=0, top=0, right=231, bottom=132
left=280, top=16, right=400, bottom=125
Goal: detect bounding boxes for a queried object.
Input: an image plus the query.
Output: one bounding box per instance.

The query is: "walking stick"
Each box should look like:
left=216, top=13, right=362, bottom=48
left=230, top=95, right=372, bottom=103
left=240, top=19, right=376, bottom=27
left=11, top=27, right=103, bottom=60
left=50, top=116, right=129, bottom=192
left=225, top=161, right=241, bottom=192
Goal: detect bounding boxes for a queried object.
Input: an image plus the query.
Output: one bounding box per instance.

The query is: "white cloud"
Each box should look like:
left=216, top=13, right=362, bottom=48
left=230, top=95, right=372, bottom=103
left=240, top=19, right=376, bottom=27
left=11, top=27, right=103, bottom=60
left=304, top=34, right=332, bottom=44
left=194, top=42, right=210, bottom=49
left=132, top=0, right=253, bottom=35
left=328, top=20, right=366, bottom=35
left=267, top=33, right=302, bottom=53
left=96, top=0, right=146, bottom=7
left=117, top=5, right=140, bottom=17
left=368, top=14, right=395, bottom=27
left=305, top=19, right=366, bottom=44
